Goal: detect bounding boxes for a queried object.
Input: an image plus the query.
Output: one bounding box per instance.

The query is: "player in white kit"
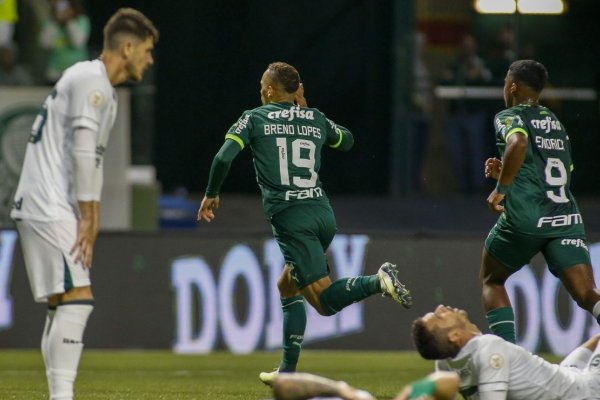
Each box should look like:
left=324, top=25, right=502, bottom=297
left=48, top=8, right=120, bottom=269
left=409, top=304, right=600, bottom=400
left=11, top=8, right=158, bottom=400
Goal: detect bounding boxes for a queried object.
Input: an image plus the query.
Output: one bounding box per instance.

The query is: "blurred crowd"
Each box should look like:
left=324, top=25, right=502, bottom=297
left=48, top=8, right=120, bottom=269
left=0, top=0, right=89, bottom=86
left=410, top=23, right=541, bottom=195
left=0, top=1, right=542, bottom=196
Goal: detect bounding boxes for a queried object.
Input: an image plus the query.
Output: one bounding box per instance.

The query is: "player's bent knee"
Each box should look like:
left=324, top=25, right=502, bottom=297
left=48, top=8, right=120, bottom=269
left=62, top=286, right=94, bottom=302
left=313, top=301, right=336, bottom=316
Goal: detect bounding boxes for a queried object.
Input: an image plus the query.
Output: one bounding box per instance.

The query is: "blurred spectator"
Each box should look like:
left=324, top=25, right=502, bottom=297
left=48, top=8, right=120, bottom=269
left=411, top=31, right=433, bottom=193
left=441, top=34, right=492, bottom=194
left=486, top=24, right=516, bottom=84
left=38, top=0, right=90, bottom=83
left=0, top=42, right=33, bottom=85
left=518, top=39, right=537, bottom=60
left=0, top=0, right=18, bottom=46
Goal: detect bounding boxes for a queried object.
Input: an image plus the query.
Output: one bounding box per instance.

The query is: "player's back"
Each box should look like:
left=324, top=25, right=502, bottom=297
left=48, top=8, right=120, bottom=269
left=11, top=60, right=116, bottom=222
left=493, top=104, right=584, bottom=237
left=231, top=102, right=345, bottom=217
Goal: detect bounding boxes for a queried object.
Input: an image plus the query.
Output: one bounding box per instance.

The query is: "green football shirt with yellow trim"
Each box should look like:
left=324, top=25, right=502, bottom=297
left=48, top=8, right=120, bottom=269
left=492, top=104, right=585, bottom=237
left=225, top=102, right=353, bottom=218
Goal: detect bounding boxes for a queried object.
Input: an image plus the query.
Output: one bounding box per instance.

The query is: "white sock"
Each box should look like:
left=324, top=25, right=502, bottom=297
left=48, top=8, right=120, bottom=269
left=592, top=300, right=600, bottom=320
left=42, top=307, right=57, bottom=394
left=47, top=303, right=93, bottom=400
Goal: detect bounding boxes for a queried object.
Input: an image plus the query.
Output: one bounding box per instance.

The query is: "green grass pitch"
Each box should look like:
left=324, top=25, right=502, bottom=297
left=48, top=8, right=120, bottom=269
left=0, top=349, right=436, bottom=399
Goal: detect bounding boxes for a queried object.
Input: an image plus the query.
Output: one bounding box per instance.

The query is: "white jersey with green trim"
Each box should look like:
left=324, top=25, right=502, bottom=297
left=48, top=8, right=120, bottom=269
left=436, top=334, right=600, bottom=399
left=11, top=59, right=117, bottom=221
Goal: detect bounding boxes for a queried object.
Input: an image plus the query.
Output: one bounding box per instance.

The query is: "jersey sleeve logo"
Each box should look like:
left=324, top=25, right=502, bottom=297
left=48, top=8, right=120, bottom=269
left=489, top=353, right=504, bottom=369
left=232, top=113, right=250, bottom=134
left=88, top=90, right=104, bottom=108
left=495, top=116, right=511, bottom=138
left=514, top=115, right=524, bottom=126
left=326, top=118, right=337, bottom=130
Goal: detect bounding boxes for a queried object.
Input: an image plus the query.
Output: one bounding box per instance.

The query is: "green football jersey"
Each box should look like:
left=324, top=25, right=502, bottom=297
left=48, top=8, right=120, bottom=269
left=225, top=102, right=352, bottom=217
left=493, top=104, right=585, bottom=237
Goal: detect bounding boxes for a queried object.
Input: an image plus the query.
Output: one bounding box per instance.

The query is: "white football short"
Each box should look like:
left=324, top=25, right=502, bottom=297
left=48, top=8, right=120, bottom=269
left=15, top=219, right=90, bottom=302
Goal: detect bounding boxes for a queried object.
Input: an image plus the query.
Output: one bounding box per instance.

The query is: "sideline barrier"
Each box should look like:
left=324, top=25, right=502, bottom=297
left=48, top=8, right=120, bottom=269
left=0, top=230, right=599, bottom=355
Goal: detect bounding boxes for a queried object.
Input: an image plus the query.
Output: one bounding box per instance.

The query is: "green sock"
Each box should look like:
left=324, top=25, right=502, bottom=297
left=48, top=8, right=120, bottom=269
left=486, top=307, right=516, bottom=343
left=319, top=276, right=380, bottom=316
left=279, top=296, right=306, bottom=372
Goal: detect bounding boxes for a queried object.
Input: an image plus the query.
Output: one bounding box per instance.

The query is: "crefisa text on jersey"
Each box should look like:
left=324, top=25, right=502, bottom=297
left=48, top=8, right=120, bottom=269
left=264, top=107, right=321, bottom=138
left=531, top=116, right=562, bottom=133
left=267, top=107, right=314, bottom=122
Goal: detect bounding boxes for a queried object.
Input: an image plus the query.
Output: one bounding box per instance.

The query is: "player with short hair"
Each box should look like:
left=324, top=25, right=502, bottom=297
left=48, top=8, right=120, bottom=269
left=11, top=8, right=158, bottom=400
left=481, top=59, right=600, bottom=343
left=197, top=61, right=412, bottom=385
left=412, top=304, right=600, bottom=399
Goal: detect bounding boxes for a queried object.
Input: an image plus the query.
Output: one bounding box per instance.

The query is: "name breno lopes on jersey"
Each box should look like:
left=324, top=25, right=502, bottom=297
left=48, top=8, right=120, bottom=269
left=264, top=124, right=321, bottom=138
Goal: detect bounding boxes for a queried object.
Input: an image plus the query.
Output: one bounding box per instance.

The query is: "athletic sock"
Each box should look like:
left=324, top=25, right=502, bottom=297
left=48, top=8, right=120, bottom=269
left=279, top=296, right=306, bottom=373
left=47, top=301, right=94, bottom=400
left=592, top=301, right=600, bottom=325
left=42, top=306, right=57, bottom=394
left=319, top=276, right=380, bottom=316
left=486, top=307, right=516, bottom=343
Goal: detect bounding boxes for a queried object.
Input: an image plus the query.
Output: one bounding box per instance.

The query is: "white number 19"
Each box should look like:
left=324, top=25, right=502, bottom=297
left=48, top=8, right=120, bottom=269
left=276, top=137, right=317, bottom=188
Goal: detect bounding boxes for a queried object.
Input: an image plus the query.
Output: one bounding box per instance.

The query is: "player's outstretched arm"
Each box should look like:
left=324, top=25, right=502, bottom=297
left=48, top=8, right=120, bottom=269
left=561, top=333, right=600, bottom=369
left=272, top=373, right=375, bottom=400
left=394, top=371, right=460, bottom=400
left=197, top=140, right=242, bottom=223
left=581, top=333, right=600, bottom=351
left=198, top=195, right=219, bottom=223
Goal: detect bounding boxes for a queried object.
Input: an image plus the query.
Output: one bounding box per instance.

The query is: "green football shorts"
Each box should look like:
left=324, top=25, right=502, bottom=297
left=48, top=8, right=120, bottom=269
left=485, top=223, right=591, bottom=277
left=270, top=203, right=337, bottom=289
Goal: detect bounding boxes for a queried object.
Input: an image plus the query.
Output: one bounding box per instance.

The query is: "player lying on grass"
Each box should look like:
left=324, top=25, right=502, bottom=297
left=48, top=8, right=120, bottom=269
left=412, top=304, right=600, bottom=399
left=272, top=304, right=600, bottom=400
left=271, top=370, right=459, bottom=400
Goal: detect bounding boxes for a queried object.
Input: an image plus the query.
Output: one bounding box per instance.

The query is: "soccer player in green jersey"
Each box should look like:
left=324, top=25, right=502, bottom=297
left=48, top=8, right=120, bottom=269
left=481, top=60, right=600, bottom=343
left=197, top=62, right=412, bottom=384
